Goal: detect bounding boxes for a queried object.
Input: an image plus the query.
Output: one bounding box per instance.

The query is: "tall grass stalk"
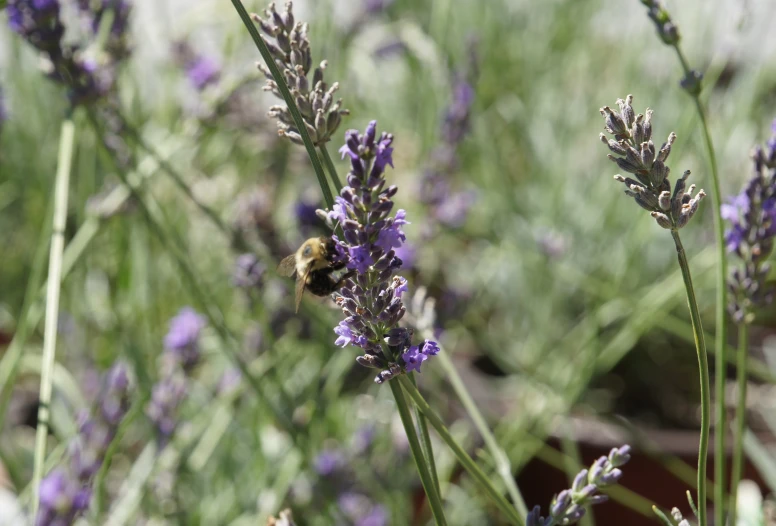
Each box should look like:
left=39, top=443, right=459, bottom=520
left=671, top=229, right=711, bottom=526
left=31, top=117, right=76, bottom=519
left=430, top=338, right=528, bottom=516
left=671, top=43, right=727, bottom=525
left=398, top=375, right=524, bottom=525
left=728, top=323, right=749, bottom=523
left=389, top=380, right=448, bottom=525
left=408, top=374, right=442, bottom=499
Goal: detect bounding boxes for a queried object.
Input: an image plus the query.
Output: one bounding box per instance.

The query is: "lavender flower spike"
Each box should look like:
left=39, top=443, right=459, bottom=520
left=251, top=2, right=349, bottom=145
left=320, top=121, right=440, bottom=382
left=526, top=445, right=631, bottom=526
left=37, top=363, right=132, bottom=526
left=599, top=95, right=705, bottom=230
left=724, top=119, right=776, bottom=324
left=163, top=307, right=207, bottom=370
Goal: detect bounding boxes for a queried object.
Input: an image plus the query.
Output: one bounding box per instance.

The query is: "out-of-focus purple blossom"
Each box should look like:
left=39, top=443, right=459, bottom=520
left=172, top=41, right=221, bottom=91
left=725, top=120, right=776, bottom=324
left=338, top=493, right=389, bottom=526
left=8, top=0, right=129, bottom=105
left=419, top=40, right=479, bottom=231
left=372, top=39, right=407, bottom=59
left=37, top=363, right=132, bottom=526
left=232, top=253, right=266, bottom=290
left=535, top=228, right=569, bottom=259
left=77, top=0, right=132, bottom=60
left=363, top=0, right=393, bottom=15
left=36, top=469, right=90, bottom=526
left=393, top=243, right=416, bottom=269
left=321, top=121, right=439, bottom=383
left=526, top=445, right=631, bottom=526
left=218, top=367, right=242, bottom=396
left=146, top=373, right=187, bottom=441
left=187, top=55, right=221, bottom=91
left=314, top=449, right=345, bottom=476
left=351, top=424, right=376, bottom=454
left=295, top=198, right=324, bottom=233
left=163, top=307, right=206, bottom=370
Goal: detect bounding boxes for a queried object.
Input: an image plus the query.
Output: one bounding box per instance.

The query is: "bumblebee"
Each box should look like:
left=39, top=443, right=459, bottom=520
left=277, top=236, right=354, bottom=312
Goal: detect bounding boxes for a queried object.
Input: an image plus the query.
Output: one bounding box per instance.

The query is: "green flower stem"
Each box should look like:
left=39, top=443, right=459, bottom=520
left=32, top=117, right=76, bottom=520
left=408, top=374, right=442, bottom=498
left=319, top=144, right=344, bottom=194
left=389, top=380, right=448, bottom=526
left=671, top=229, right=711, bottom=526
left=671, top=44, right=727, bottom=526
left=432, top=342, right=528, bottom=516
left=86, top=111, right=303, bottom=450
left=398, top=375, right=524, bottom=525
left=729, top=323, right=749, bottom=524
left=229, top=0, right=334, bottom=210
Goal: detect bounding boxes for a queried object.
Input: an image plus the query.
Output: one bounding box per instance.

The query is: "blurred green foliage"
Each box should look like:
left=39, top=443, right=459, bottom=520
left=2, top=0, right=776, bottom=524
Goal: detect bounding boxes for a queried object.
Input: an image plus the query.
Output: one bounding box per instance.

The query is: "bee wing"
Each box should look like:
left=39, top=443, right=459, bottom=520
left=277, top=254, right=297, bottom=277
left=295, top=265, right=313, bottom=313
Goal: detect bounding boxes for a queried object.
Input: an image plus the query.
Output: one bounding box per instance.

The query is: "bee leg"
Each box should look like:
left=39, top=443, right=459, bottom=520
left=334, top=271, right=356, bottom=290
left=330, top=260, right=347, bottom=271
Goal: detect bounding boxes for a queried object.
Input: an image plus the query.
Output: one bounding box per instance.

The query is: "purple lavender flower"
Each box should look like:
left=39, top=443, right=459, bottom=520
left=419, top=40, right=479, bottom=230
left=338, top=493, right=389, bottom=526
left=314, top=449, right=345, bottom=476
left=232, top=253, right=266, bottom=290
left=146, top=373, right=187, bottom=441
left=8, top=0, right=127, bottom=105
left=36, top=469, right=90, bottom=526
left=37, top=363, right=132, bottom=526
left=322, top=122, right=439, bottom=382
left=77, top=0, right=132, bottom=60
left=187, top=55, right=221, bottom=91
left=526, top=445, right=631, bottom=526
left=163, top=307, right=206, bottom=370
left=724, top=121, right=776, bottom=323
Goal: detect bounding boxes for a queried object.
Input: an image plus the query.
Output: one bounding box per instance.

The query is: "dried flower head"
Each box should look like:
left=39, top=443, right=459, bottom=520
left=526, top=445, right=631, bottom=526
left=599, top=95, right=705, bottom=230
left=724, top=120, right=776, bottom=323
left=252, top=2, right=349, bottom=145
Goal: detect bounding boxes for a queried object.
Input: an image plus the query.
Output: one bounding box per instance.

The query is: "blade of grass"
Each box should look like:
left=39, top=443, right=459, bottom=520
left=729, top=323, right=749, bottom=524
left=398, top=375, right=524, bottom=525
left=319, top=144, right=344, bottom=194
left=409, top=374, right=442, bottom=499
left=389, top=380, right=448, bottom=526
left=430, top=338, right=528, bottom=516
left=31, top=116, right=76, bottom=519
